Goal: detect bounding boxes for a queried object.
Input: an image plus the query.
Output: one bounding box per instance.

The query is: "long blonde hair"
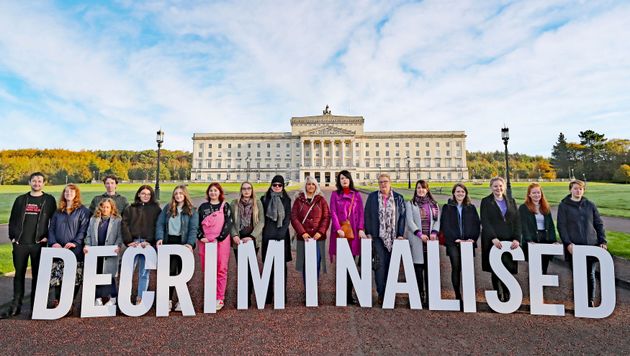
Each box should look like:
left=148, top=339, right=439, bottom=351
left=239, top=181, right=259, bottom=225
left=169, top=185, right=194, bottom=217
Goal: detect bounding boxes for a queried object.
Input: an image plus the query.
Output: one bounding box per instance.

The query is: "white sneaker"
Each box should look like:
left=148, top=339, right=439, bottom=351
left=95, top=298, right=103, bottom=306
left=105, top=297, right=116, bottom=306
left=216, top=300, right=224, bottom=311
left=168, top=300, right=173, bottom=310
left=174, top=302, right=182, bottom=311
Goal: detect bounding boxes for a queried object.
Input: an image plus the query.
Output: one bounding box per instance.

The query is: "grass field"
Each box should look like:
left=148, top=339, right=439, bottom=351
left=0, top=244, right=14, bottom=275
left=360, top=181, right=630, bottom=219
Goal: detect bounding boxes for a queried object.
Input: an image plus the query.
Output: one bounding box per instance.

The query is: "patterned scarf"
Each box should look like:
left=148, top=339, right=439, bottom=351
left=266, top=192, right=285, bottom=228
left=378, top=190, right=396, bottom=252
left=238, top=198, right=253, bottom=231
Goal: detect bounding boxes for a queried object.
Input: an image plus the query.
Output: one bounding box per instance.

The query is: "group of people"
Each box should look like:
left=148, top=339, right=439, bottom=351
left=1, top=170, right=607, bottom=319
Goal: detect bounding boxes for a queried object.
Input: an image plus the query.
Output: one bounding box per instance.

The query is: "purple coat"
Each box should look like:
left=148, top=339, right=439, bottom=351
left=329, top=190, right=365, bottom=260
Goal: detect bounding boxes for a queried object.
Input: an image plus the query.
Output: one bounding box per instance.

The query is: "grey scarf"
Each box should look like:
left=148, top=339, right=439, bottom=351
left=266, top=192, right=285, bottom=228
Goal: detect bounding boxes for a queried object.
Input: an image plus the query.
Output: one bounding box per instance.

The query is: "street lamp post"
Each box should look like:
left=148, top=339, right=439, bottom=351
left=406, top=155, right=411, bottom=189
left=501, top=127, right=513, bottom=199
left=570, top=168, right=575, bottom=180
left=245, top=156, right=251, bottom=182
left=155, top=129, right=164, bottom=200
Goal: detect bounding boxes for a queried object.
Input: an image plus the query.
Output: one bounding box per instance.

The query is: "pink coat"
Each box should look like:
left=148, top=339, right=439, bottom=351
left=329, top=190, right=365, bottom=260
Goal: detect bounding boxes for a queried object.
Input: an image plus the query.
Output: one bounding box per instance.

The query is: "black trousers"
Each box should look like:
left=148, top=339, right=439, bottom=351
left=11, top=242, right=43, bottom=307
left=445, top=245, right=463, bottom=300
left=491, top=273, right=510, bottom=301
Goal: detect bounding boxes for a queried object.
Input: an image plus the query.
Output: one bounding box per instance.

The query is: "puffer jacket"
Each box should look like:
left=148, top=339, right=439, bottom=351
left=48, top=205, right=91, bottom=261
left=290, top=192, right=331, bottom=241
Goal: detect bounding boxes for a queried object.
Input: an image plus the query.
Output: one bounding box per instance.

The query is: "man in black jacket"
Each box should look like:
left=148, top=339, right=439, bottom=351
left=557, top=180, right=607, bottom=307
left=1, top=172, right=57, bottom=319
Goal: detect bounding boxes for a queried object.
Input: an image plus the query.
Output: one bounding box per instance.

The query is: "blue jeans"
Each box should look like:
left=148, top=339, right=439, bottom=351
left=134, top=239, right=150, bottom=298
left=372, top=237, right=392, bottom=299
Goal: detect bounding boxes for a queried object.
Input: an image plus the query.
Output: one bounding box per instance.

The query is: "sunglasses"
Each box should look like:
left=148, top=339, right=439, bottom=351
left=272, top=183, right=283, bottom=187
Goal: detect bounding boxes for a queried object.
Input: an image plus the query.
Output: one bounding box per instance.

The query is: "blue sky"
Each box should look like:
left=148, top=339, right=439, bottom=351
left=1, top=0, right=629, bottom=155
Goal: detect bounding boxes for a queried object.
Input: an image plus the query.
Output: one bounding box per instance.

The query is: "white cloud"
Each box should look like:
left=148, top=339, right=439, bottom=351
left=0, top=0, right=628, bottom=155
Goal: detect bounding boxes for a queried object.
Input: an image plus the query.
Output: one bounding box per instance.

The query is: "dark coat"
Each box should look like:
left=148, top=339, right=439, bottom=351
left=364, top=190, right=406, bottom=239
left=480, top=194, right=521, bottom=274
left=518, top=204, right=556, bottom=244
left=156, top=205, right=199, bottom=247
left=439, top=200, right=481, bottom=249
left=261, top=193, right=292, bottom=262
left=121, top=202, right=162, bottom=245
left=557, top=195, right=606, bottom=247
left=8, top=192, right=57, bottom=244
left=48, top=206, right=91, bottom=261
left=88, top=193, right=129, bottom=214
left=290, top=193, right=331, bottom=241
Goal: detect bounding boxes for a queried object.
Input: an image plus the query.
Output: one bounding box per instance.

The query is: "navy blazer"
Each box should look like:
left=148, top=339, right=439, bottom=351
left=364, top=190, right=406, bottom=239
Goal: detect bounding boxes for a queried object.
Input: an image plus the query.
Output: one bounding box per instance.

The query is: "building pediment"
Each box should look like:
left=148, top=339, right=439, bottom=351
left=300, top=125, right=356, bottom=136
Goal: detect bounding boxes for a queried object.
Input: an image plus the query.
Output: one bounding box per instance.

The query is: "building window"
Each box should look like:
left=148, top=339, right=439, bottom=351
left=207, top=152, right=212, bottom=158
left=376, top=151, right=380, bottom=157
left=365, top=160, right=370, bottom=167
left=446, top=150, right=450, bottom=156
left=257, top=152, right=261, bottom=157
left=217, top=173, right=221, bottom=180
left=395, top=142, right=399, bottom=147
left=434, top=159, right=441, bottom=168
left=197, top=161, right=202, bottom=168
left=198, top=152, right=202, bottom=158
left=237, top=152, right=241, bottom=157
left=267, top=152, right=271, bottom=157
left=446, top=142, right=450, bottom=147
left=365, top=151, right=369, bottom=157
left=286, top=143, right=290, bottom=148
left=385, top=142, right=389, bottom=147
left=436, top=142, right=440, bottom=147
left=355, top=142, right=359, bottom=147
left=227, top=152, right=232, bottom=157
left=267, top=143, right=271, bottom=148
left=198, top=143, right=203, bottom=149
left=425, top=142, right=430, bottom=147
left=416, top=142, right=419, bottom=147
left=238, top=143, right=241, bottom=148
left=366, top=143, right=370, bottom=148
left=207, top=161, right=212, bottom=168
left=217, top=162, right=222, bottom=168
left=395, top=150, right=400, bottom=157
left=228, top=143, right=232, bottom=148
left=456, top=141, right=462, bottom=147
left=416, top=150, right=420, bottom=156
left=276, top=143, right=280, bottom=148
left=208, top=144, right=212, bottom=148
left=257, top=143, right=261, bottom=148
left=385, top=151, right=389, bottom=157
left=218, top=152, right=222, bottom=158
left=218, top=144, right=222, bottom=148
left=425, top=150, right=430, bottom=157
left=405, top=142, right=409, bottom=147
left=375, top=143, right=379, bottom=148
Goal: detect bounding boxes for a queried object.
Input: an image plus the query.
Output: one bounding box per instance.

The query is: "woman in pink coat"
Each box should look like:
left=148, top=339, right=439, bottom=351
left=329, top=170, right=366, bottom=305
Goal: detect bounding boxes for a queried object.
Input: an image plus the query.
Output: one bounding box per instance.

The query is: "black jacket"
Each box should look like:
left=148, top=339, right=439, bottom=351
left=261, top=194, right=292, bottom=263
left=557, top=195, right=606, bottom=247
left=8, top=192, right=57, bottom=244
left=480, top=194, right=521, bottom=273
left=364, top=190, right=406, bottom=239
left=518, top=204, right=556, bottom=244
left=198, top=201, right=233, bottom=242
left=439, top=200, right=480, bottom=247
left=121, top=202, right=162, bottom=245
left=48, top=206, right=91, bottom=261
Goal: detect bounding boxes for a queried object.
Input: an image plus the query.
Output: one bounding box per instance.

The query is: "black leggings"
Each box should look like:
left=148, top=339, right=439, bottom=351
left=166, top=235, right=183, bottom=300
left=446, top=245, right=463, bottom=300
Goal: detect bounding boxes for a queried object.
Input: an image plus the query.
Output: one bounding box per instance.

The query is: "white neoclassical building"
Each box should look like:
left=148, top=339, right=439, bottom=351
left=191, top=107, right=468, bottom=185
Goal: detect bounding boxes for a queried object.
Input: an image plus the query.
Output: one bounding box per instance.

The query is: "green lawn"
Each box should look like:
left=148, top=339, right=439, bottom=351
left=0, top=182, right=298, bottom=224
left=0, top=244, right=15, bottom=275
left=360, top=181, right=630, bottom=218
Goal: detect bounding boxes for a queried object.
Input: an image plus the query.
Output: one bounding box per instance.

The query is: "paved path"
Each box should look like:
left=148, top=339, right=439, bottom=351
left=0, top=188, right=629, bottom=353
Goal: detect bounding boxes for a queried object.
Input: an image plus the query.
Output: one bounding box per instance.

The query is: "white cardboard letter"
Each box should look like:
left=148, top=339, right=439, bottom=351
left=427, top=240, right=459, bottom=311
left=485, top=241, right=524, bottom=314
left=383, top=239, right=421, bottom=309
left=528, top=243, right=564, bottom=316
left=32, top=248, right=77, bottom=320
left=118, top=246, right=157, bottom=317
left=335, top=238, right=372, bottom=307
left=573, top=245, right=616, bottom=318
left=81, top=245, right=118, bottom=318
left=156, top=245, right=195, bottom=317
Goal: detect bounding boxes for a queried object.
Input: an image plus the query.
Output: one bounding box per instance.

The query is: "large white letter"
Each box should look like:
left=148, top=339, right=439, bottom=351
left=427, top=240, right=459, bottom=311
left=382, top=239, right=421, bottom=309
left=336, top=238, right=372, bottom=307
left=485, top=241, right=524, bottom=314
left=237, top=242, right=256, bottom=310
left=460, top=241, right=477, bottom=313
left=203, top=242, right=217, bottom=314
left=81, top=245, right=118, bottom=318
left=156, top=245, right=195, bottom=317
left=304, top=239, right=318, bottom=307
left=256, top=240, right=285, bottom=309
left=32, top=248, right=77, bottom=320
left=118, top=246, right=157, bottom=317
left=573, top=245, right=616, bottom=319
left=528, top=243, right=565, bottom=316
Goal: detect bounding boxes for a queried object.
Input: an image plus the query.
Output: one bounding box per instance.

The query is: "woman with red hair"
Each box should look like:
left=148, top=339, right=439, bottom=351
left=48, top=184, right=91, bottom=314
left=519, top=183, right=557, bottom=274
left=198, top=182, right=233, bottom=311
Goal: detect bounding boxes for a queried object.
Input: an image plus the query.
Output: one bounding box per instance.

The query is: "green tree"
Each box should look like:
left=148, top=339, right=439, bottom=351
left=551, top=132, right=570, bottom=178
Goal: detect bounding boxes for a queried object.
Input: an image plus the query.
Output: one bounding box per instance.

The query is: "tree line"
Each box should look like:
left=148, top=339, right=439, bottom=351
left=0, top=129, right=627, bottom=185
left=0, top=149, right=191, bottom=185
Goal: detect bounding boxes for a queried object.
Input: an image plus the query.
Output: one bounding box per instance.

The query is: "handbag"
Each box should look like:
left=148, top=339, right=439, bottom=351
left=340, top=193, right=356, bottom=240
